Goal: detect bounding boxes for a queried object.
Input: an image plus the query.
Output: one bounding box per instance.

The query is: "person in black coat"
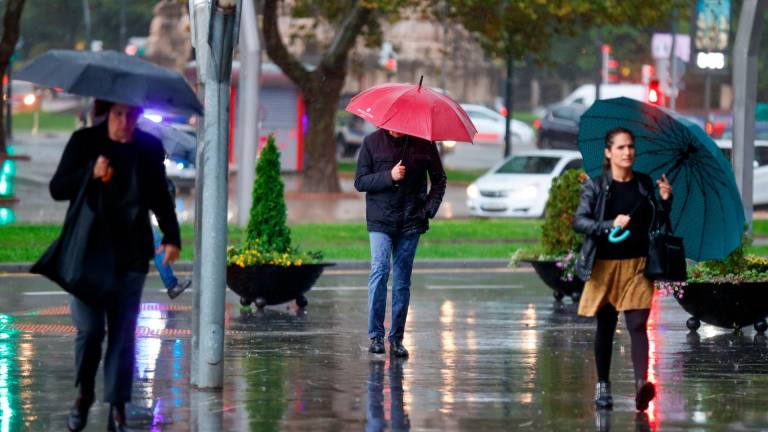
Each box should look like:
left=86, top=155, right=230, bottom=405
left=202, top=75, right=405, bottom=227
left=51, top=101, right=181, bottom=431
left=354, top=128, right=446, bottom=357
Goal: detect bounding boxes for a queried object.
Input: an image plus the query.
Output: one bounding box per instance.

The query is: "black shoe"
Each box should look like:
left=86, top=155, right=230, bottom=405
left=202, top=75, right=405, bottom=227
left=108, top=404, right=129, bottom=432
left=369, top=337, right=385, bottom=354
left=167, top=279, right=191, bottom=300
left=66, top=395, right=94, bottom=432
left=635, top=379, right=656, bottom=412
left=595, top=381, right=613, bottom=409
left=390, top=340, right=409, bottom=358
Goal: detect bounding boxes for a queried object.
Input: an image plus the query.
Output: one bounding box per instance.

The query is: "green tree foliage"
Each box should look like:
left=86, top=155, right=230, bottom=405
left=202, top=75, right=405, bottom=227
left=541, top=169, right=585, bottom=256
left=265, top=0, right=679, bottom=192
left=245, top=135, right=292, bottom=253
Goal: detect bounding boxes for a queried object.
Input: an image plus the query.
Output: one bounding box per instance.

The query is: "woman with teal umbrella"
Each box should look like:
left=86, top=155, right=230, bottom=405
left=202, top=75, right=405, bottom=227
left=573, top=127, right=672, bottom=412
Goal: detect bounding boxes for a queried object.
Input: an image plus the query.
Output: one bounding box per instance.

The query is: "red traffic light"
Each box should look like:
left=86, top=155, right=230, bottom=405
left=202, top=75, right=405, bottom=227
left=647, top=80, right=663, bottom=105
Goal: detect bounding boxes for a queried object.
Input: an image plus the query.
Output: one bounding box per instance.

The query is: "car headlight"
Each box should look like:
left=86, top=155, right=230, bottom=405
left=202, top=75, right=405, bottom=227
left=467, top=183, right=480, bottom=199
left=442, top=140, right=457, bottom=149
left=509, top=185, right=538, bottom=200
left=22, top=94, right=36, bottom=106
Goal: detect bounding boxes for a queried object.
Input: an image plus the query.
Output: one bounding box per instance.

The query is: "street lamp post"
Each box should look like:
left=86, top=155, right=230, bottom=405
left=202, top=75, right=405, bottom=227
left=732, top=0, right=765, bottom=231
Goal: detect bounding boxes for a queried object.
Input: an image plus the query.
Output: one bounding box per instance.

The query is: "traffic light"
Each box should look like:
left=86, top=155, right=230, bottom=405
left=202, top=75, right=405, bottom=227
left=0, top=159, right=14, bottom=197
left=602, top=44, right=619, bottom=83
left=647, top=79, right=664, bottom=105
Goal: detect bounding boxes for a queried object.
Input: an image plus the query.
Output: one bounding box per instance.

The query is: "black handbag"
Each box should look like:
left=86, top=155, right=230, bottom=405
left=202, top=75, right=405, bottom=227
left=30, top=164, right=118, bottom=305
left=644, top=212, right=687, bottom=282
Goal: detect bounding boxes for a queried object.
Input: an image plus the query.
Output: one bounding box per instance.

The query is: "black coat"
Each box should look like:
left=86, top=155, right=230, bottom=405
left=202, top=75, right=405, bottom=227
left=572, top=171, right=672, bottom=281
left=49, top=123, right=181, bottom=274
left=354, top=129, right=447, bottom=235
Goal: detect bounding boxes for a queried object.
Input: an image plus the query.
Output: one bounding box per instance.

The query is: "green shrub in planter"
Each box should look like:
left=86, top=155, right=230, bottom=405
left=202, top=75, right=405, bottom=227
left=228, top=135, right=322, bottom=267
left=540, top=169, right=586, bottom=256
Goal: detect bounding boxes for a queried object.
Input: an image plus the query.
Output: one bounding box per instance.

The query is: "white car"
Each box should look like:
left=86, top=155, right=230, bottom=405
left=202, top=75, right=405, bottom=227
left=716, top=139, right=768, bottom=206
left=466, top=150, right=583, bottom=218
left=460, top=104, right=535, bottom=147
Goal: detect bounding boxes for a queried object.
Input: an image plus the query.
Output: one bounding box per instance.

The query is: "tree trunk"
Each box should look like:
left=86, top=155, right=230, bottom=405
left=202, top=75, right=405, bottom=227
left=0, top=0, right=26, bottom=156
left=300, top=70, right=344, bottom=193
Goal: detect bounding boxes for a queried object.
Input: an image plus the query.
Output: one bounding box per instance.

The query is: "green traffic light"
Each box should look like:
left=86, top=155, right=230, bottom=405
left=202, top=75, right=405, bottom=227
left=0, top=208, right=14, bottom=225
left=1, top=160, right=15, bottom=177
left=0, top=176, right=12, bottom=196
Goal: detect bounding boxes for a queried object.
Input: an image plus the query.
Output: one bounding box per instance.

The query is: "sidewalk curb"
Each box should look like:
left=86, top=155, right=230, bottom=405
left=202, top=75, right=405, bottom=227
left=0, top=259, right=514, bottom=274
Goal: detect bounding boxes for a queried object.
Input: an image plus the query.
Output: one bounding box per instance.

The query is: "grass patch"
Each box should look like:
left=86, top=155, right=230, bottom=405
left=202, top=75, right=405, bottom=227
left=0, top=220, right=541, bottom=263
left=513, top=111, right=539, bottom=126
left=5, top=219, right=765, bottom=264
left=12, top=111, right=77, bottom=132
left=336, top=160, right=485, bottom=184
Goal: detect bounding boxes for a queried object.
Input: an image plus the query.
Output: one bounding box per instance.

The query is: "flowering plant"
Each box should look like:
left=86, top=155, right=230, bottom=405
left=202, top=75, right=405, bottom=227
left=654, top=280, right=686, bottom=298
left=227, top=240, right=322, bottom=268
left=554, top=249, right=578, bottom=282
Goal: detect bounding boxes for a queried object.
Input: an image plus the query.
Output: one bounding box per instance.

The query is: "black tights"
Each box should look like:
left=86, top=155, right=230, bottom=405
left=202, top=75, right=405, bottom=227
left=595, top=304, right=650, bottom=383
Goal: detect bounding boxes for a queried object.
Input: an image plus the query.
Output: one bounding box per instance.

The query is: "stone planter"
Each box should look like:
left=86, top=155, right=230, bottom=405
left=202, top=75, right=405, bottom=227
left=525, top=259, right=584, bottom=302
left=226, top=263, right=333, bottom=309
left=676, top=281, right=768, bottom=332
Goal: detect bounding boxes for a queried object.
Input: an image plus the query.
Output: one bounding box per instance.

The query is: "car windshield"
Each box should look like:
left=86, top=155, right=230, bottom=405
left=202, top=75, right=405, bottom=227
left=720, top=146, right=768, bottom=166
left=495, top=156, right=560, bottom=174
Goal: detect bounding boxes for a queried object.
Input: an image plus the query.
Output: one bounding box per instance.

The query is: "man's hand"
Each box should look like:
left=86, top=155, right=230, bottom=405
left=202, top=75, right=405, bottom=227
left=93, top=156, right=113, bottom=182
left=391, top=160, right=406, bottom=181
left=157, top=244, right=180, bottom=267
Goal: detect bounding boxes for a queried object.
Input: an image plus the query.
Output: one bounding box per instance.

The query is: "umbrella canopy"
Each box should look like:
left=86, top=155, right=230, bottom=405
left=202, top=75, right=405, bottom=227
left=577, top=97, right=745, bottom=261
left=345, top=79, right=477, bottom=143
left=16, top=50, right=203, bottom=116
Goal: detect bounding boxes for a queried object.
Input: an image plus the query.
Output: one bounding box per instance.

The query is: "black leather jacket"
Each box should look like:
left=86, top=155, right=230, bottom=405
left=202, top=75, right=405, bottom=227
left=572, top=171, right=672, bottom=281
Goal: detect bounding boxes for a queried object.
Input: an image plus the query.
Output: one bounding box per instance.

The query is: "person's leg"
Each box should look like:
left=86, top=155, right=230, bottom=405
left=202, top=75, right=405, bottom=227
left=625, top=308, right=655, bottom=411
left=67, top=296, right=105, bottom=431
left=594, top=303, right=618, bottom=409
left=103, top=272, right=145, bottom=405
left=368, top=232, right=393, bottom=352
left=152, top=226, right=178, bottom=290
left=389, top=233, right=420, bottom=356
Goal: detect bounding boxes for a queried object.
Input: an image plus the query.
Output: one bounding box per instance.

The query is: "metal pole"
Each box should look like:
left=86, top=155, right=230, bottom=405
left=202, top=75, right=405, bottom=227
left=235, top=0, right=262, bottom=227
left=595, top=30, right=602, bottom=101
left=669, top=10, right=678, bottom=111
left=704, top=73, right=711, bottom=119
left=188, top=0, right=210, bottom=388
left=82, top=0, right=92, bottom=50
left=5, top=66, right=11, bottom=140
left=197, top=0, right=239, bottom=389
left=503, top=52, right=513, bottom=157
left=119, top=0, right=127, bottom=50
left=732, top=0, right=765, bottom=231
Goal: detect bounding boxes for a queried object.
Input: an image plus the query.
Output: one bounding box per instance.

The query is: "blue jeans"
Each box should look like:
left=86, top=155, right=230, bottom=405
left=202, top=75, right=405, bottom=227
left=152, top=226, right=178, bottom=289
left=367, top=232, right=420, bottom=342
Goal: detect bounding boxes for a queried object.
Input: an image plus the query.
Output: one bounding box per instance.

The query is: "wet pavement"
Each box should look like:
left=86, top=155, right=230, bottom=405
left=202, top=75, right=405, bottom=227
left=1, top=268, right=768, bottom=430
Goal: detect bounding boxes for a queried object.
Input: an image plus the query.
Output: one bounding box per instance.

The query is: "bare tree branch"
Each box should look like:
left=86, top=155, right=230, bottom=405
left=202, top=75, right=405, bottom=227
left=321, top=1, right=374, bottom=71
left=262, top=0, right=311, bottom=89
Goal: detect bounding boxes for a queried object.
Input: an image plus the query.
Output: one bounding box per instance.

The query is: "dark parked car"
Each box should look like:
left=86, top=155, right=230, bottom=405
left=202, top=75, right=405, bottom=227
left=536, top=103, right=587, bottom=150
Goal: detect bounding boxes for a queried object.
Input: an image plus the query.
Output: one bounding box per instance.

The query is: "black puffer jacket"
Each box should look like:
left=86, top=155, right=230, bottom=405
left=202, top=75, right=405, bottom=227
left=354, top=129, right=447, bottom=235
left=572, top=171, right=672, bottom=281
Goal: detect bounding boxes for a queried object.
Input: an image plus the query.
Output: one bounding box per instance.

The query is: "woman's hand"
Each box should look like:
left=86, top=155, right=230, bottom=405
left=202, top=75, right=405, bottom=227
left=613, top=214, right=631, bottom=230
left=657, top=173, right=672, bottom=201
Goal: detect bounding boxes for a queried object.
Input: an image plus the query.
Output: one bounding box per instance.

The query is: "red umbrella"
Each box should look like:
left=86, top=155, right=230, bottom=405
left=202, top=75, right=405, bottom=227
left=345, top=78, right=477, bottom=143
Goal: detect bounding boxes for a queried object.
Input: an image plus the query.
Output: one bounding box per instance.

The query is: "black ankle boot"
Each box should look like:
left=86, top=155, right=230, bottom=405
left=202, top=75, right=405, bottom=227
left=108, top=403, right=129, bottom=432
left=635, top=379, right=656, bottom=412
left=369, top=337, right=385, bottom=354
left=594, top=381, right=613, bottom=409
left=66, top=394, right=94, bottom=432
left=390, top=340, right=409, bottom=358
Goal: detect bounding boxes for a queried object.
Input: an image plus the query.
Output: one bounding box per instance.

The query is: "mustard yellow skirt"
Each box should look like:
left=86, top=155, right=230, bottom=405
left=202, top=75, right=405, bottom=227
left=578, top=257, right=653, bottom=317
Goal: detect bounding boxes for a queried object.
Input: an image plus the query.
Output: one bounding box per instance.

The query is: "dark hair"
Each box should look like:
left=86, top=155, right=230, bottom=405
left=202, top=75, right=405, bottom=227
left=93, top=99, right=113, bottom=119
left=603, top=127, right=635, bottom=172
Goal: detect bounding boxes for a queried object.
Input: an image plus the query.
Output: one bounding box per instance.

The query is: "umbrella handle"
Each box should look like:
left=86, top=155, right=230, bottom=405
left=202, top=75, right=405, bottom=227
left=608, top=226, right=631, bottom=243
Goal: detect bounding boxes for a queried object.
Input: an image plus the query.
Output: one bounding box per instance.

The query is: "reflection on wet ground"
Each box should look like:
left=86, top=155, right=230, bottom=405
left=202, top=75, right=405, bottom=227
left=2, top=270, right=768, bottom=430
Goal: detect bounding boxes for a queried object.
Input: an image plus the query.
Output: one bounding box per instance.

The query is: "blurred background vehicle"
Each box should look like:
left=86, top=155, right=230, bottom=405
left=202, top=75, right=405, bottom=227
left=466, top=149, right=583, bottom=218
left=335, top=111, right=376, bottom=159
left=716, top=139, right=768, bottom=207
left=460, top=103, right=534, bottom=148
left=8, top=80, right=41, bottom=113
left=535, top=103, right=587, bottom=150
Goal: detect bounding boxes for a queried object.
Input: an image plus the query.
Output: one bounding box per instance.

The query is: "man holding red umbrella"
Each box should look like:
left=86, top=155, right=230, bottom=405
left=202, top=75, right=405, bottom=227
left=349, top=78, right=475, bottom=357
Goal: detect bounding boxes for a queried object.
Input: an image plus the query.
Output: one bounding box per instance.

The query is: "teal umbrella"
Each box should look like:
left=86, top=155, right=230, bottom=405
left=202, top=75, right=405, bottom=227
left=577, top=97, right=744, bottom=261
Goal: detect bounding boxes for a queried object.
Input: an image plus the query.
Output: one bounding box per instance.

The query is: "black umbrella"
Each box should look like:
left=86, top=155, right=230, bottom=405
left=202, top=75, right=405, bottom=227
left=16, top=50, right=203, bottom=116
